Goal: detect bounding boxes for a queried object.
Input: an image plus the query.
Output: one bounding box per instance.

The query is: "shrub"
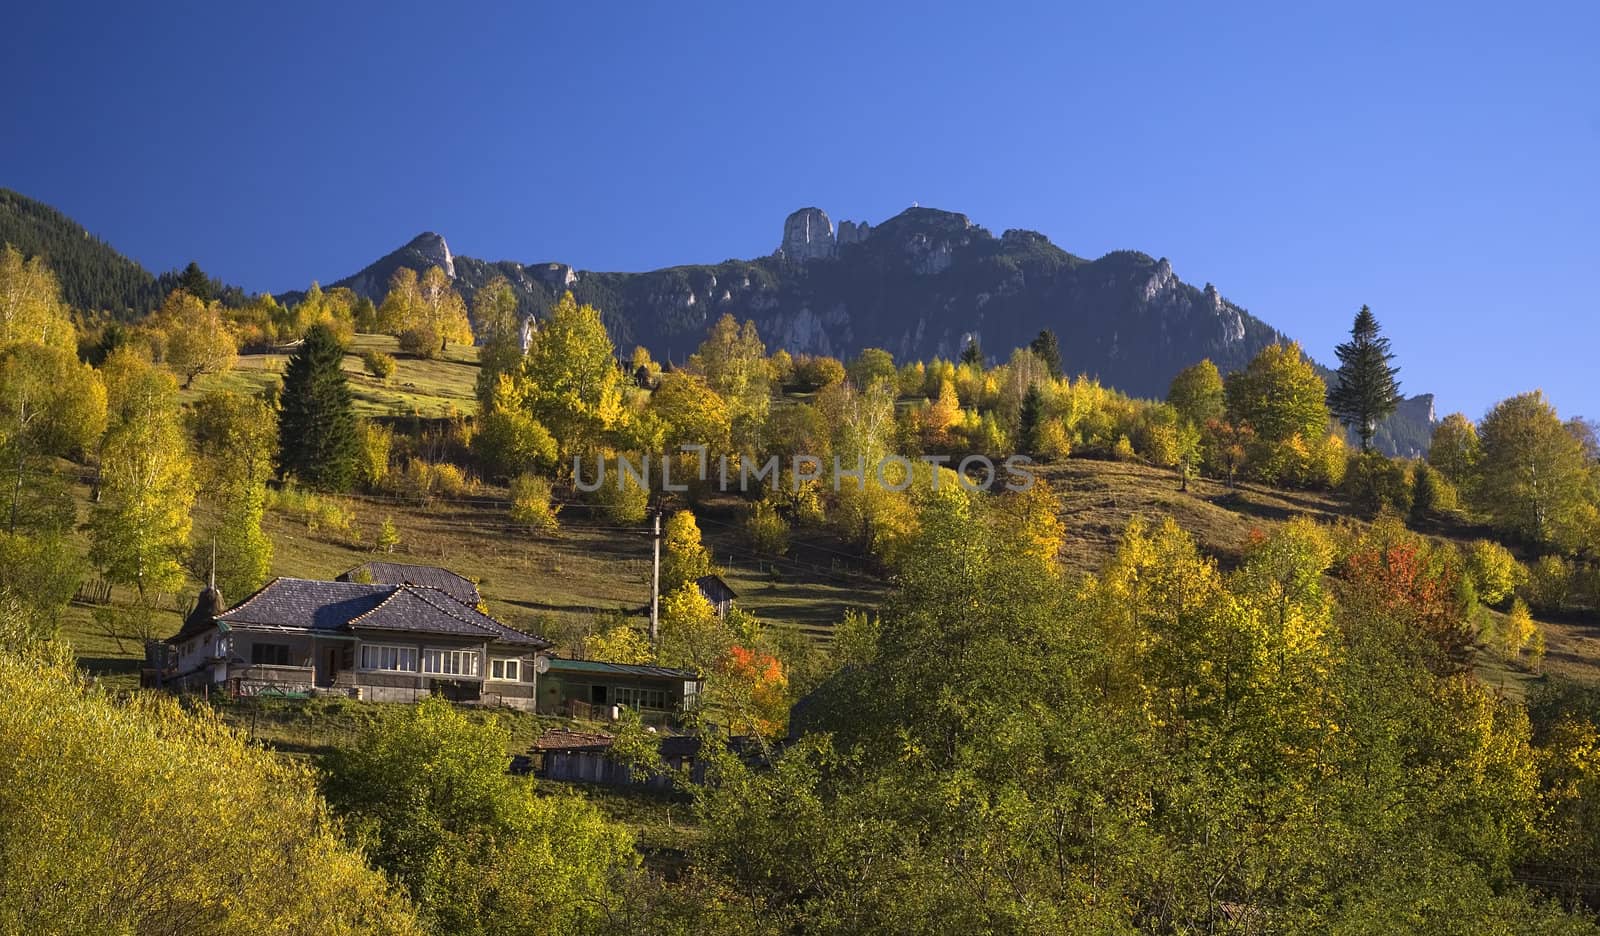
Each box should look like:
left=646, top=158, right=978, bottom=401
left=1410, top=462, right=1459, bottom=520
left=1525, top=554, right=1573, bottom=611
left=1112, top=434, right=1137, bottom=462
left=473, top=408, right=557, bottom=480
left=1500, top=598, right=1537, bottom=660
left=430, top=462, right=470, bottom=498
left=397, top=325, right=441, bottom=359
left=745, top=499, right=790, bottom=555
left=354, top=419, right=392, bottom=490
left=587, top=460, right=649, bottom=523
left=1342, top=451, right=1413, bottom=516
left=1463, top=539, right=1525, bottom=607
left=376, top=516, right=400, bottom=553
left=509, top=474, right=560, bottom=532
left=361, top=350, right=396, bottom=381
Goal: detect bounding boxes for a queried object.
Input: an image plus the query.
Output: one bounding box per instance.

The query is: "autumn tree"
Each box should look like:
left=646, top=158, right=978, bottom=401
left=689, top=314, right=769, bottom=448
left=277, top=323, right=358, bottom=491
left=323, top=697, right=634, bottom=934
left=187, top=390, right=275, bottom=598
left=0, top=244, right=76, bottom=352
left=657, top=584, right=730, bottom=673
left=1224, top=341, right=1330, bottom=483
left=1225, top=342, right=1329, bottom=445
left=378, top=266, right=472, bottom=358
left=90, top=350, right=195, bottom=602
left=0, top=342, right=105, bottom=532
left=1428, top=412, right=1482, bottom=488
left=1475, top=391, right=1592, bottom=548
left=0, top=648, right=422, bottom=934
left=1167, top=358, right=1225, bottom=427
left=515, top=292, right=623, bottom=459
left=846, top=347, right=897, bottom=390
left=661, top=509, right=715, bottom=595
left=472, top=276, right=524, bottom=405
left=1328, top=305, right=1402, bottom=450
left=152, top=289, right=237, bottom=387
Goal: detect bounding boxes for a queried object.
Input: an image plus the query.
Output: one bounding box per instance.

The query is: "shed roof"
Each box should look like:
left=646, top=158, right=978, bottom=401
left=695, top=574, right=737, bottom=602
left=546, top=657, right=701, bottom=681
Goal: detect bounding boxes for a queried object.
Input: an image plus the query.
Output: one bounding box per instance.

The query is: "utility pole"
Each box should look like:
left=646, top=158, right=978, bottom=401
left=649, top=508, right=662, bottom=642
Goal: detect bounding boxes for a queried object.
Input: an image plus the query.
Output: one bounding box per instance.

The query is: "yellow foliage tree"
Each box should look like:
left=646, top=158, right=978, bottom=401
left=0, top=245, right=75, bottom=353
left=0, top=647, right=421, bottom=934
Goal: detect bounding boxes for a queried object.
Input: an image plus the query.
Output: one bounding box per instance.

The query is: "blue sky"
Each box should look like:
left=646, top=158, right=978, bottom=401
left=2, top=1, right=1596, bottom=420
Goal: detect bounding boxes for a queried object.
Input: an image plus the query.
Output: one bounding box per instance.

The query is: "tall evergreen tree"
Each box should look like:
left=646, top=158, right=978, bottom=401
left=277, top=324, right=357, bottom=491
left=175, top=261, right=214, bottom=302
left=959, top=336, right=982, bottom=368
left=1017, top=384, right=1045, bottom=454
left=1028, top=329, right=1063, bottom=379
left=1328, top=305, right=1402, bottom=451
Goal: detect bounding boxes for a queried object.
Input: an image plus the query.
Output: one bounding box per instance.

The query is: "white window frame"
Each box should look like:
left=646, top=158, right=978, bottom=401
left=489, top=658, right=522, bottom=682
left=360, top=643, right=418, bottom=673
left=422, top=648, right=480, bottom=677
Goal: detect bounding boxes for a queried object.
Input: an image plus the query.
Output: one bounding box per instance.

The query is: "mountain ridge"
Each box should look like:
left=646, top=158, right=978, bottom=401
left=0, top=190, right=1435, bottom=455
left=311, top=205, right=1434, bottom=455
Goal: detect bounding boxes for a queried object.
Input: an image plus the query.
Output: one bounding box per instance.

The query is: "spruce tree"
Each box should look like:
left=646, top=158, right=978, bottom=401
left=1018, top=384, right=1045, bottom=454
left=960, top=336, right=982, bottom=368
left=1029, top=329, right=1063, bottom=379
left=1329, top=305, right=1402, bottom=451
left=277, top=324, right=357, bottom=491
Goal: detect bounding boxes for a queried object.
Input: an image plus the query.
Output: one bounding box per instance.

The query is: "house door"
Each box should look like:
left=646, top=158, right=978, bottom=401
left=590, top=684, right=607, bottom=705
left=317, top=647, right=339, bottom=687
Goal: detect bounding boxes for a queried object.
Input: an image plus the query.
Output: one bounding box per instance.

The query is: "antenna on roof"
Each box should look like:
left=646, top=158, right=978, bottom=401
left=208, top=541, right=216, bottom=591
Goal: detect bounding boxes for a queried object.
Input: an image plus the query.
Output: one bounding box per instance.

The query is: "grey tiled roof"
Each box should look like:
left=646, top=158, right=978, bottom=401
left=217, top=579, right=391, bottom=631
left=210, top=578, right=549, bottom=648
left=353, top=586, right=549, bottom=647
left=338, top=562, right=481, bottom=605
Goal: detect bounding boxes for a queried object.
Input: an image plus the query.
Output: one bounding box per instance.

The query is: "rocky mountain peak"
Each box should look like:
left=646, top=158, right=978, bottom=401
left=777, top=208, right=835, bottom=261
left=405, top=231, right=454, bottom=278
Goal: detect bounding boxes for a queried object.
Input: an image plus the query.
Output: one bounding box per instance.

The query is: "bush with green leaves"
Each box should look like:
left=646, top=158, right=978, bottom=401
left=361, top=349, right=396, bottom=381
left=1342, top=451, right=1414, bottom=516
left=1525, top=554, right=1574, bottom=611
left=508, top=474, right=560, bottom=532
left=1463, top=539, right=1526, bottom=607
left=323, top=697, right=635, bottom=934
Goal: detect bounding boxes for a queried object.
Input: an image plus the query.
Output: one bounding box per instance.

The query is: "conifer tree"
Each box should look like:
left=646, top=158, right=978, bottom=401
left=277, top=323, right=357, bottom=491
left=1329, top=305, right=1402, bottom=451
left=1017, top=383, right=1044, bottom=454
left=1028, top=329, right=1063, bottom=379
left=960, top=336, right=983, bottom=368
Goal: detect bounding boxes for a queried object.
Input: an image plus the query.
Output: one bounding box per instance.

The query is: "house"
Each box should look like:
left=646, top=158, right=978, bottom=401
left=337, top=561, right=481, bottom=607
left=163, top=577, right=551, bottom=709
left=536, top=657, right=702, bottom=725
left=695, top=574, right=737, bottom=618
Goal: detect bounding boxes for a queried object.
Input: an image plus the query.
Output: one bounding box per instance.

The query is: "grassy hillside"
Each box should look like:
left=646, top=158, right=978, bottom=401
left=56, top=340, right=1595, bottom=707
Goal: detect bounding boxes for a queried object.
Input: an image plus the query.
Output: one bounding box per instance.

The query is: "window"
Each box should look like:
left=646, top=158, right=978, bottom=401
left=360, top=644, right=418, bottom=672
left=251, top=643, right=291, bottom=666
left=613, top=686, right=668, bottom=710
left=489, top=658, right=521, bottom=682
left=422, top=648, right=479, bottom=677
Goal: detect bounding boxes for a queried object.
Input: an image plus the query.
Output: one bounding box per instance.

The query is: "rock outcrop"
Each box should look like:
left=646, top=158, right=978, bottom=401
left=411, top=232, right=454, bottom=279
left=836, top=219, right=872, bottom=247
left=777, top=207, right=835, bottom=261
